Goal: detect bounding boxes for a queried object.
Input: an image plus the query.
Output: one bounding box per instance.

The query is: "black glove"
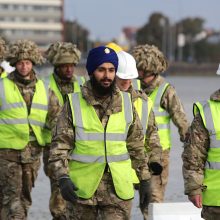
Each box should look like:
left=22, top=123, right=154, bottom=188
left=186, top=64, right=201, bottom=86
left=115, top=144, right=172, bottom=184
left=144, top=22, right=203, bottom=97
left=139, top=180, right=151, bottom=211
left=149, top=162, right=163, bottom=175
left=58, top=175, right=78, bottom=203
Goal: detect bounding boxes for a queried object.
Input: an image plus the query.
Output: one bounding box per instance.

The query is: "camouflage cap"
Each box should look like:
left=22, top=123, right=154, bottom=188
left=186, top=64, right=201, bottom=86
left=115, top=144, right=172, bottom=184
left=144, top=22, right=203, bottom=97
left=6, top=39, right=44, bottom=66
left=44, top=42, right=81, bottom=66
left=0, top=37, right=7, bottom=62
left=131, top=44, right=168, bottom=75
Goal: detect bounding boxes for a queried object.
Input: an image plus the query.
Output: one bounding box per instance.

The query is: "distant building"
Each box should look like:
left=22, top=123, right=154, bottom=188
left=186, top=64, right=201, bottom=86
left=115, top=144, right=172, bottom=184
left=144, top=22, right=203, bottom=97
left=117, top=27, right=138, bottom=51
left=0, top=0, right=64, bottom=47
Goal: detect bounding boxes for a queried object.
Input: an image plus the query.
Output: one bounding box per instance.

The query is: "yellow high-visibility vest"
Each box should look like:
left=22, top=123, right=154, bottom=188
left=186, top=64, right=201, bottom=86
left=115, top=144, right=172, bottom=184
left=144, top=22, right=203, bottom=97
left=0, top=77, right=49, bottom=149
left=132, top=79, right=171, bottom=150
left=47, top=73, right=86, bottom=105
left=68, top=91, right=135, bottom=200
left=0, top=71, right=7, bottom=78
left=194, top=100, right=220, bottom=206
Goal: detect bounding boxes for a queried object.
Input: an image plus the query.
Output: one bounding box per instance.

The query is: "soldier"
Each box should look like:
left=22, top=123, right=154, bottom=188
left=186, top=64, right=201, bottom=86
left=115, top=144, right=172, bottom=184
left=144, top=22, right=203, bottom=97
left=48, top=45, right=151, bottom=220
left=0, top=39, right=60, bottom=219
left=131, top=44, right=189, bottom=219
left=43, top=41, right=84, bottom=220
left=182, top=88, right=220, bottom=220
left=115, top=50, right=162, bottom=218
left=115, top=50, right=162, bottom=172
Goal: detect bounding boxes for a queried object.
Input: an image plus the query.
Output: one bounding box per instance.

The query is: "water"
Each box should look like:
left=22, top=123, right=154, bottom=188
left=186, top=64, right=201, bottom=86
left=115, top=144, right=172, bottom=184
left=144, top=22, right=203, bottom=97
left=29, top=75, right=220, bottom=220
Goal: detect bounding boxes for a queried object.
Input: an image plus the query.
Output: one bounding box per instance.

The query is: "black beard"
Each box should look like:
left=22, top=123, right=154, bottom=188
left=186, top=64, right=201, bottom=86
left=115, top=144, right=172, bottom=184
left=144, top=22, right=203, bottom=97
left=90, top=75, right=116, bottom=96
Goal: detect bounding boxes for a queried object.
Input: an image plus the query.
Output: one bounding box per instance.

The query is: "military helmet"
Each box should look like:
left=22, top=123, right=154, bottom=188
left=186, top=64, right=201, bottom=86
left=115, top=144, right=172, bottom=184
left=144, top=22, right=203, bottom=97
left=45, top=42, right=81, bottom=66
left=131, top=44, right=168, bottom=75
left=0, top=37, right=7, bottom=62
left=6, top=39, right=44, bottom=66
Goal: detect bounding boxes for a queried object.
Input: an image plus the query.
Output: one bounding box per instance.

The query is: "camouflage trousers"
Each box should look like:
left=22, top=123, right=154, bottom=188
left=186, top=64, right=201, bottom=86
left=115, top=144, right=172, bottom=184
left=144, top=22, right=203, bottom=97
left=66, top=172, right=132, bottom=220
left=0, top=157, right=41, bottom=220
left=201, top=206, right=220, bottom=220
left=140, top=149, right=170, bottom=220
left=43, top=148, right=67, bottom=220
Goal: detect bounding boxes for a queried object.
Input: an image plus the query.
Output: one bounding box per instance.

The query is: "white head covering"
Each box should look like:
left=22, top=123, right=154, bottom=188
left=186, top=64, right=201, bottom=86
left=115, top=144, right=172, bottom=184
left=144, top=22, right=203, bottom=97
left=116, top=51, right=138, bottom=79
left=0, top=60, right=15, bottom=73
left=216, top=64, right=220, bottom=75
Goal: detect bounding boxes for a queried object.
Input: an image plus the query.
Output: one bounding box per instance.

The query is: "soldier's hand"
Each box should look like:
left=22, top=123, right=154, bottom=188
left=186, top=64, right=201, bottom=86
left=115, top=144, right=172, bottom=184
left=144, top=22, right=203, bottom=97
left=149, top=162, right=163, bottom=175
left=139, top=180, right=151, bottom=211
left=188, top=194, right=202, bottom=208
left=58, top=175, right=78, bottom=203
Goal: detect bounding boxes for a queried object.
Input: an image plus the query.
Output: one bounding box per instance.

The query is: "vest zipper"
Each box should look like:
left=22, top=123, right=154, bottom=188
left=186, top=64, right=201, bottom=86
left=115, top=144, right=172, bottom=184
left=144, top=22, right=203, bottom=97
left=104, top=123, right=108, bottom=163
left=104, top=117, right=110, bottom=172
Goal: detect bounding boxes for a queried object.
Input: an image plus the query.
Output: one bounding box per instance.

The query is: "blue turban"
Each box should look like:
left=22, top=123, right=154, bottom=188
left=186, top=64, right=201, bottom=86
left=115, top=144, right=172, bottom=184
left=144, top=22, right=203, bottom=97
left=86, top=46, right=118, bottom=75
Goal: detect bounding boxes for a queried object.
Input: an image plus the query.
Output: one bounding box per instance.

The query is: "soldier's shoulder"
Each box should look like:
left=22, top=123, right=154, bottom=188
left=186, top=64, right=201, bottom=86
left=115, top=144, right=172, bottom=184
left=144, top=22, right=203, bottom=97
left=210, top=89, right=220, bottom=101
left=135, top=89, right=148, bottom=101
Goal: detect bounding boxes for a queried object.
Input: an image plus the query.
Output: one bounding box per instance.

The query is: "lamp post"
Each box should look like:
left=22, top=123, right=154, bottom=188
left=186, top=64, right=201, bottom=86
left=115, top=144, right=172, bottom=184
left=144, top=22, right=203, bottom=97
left=160, top=17, right=167, bottom=57
left=177, top=33, right=185, bottom=62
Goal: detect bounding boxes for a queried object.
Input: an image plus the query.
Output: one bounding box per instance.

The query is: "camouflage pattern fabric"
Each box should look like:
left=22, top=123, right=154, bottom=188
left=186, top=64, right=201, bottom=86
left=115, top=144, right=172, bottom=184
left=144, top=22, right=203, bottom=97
left=0, top=71, right=61, bottom=219
left=128, top=86, right=162, bottom=220
left=49, top=80, right=149, bottom=181
left=182, top=89, right=220, bottom=220
left=6, top=40, right=44, bottom=66
left=139, top=75, right=189, bottom=219
left=66, top=172, right=132, bottom=220
left=141, top=75, right=189, bottom=143
left=45, top=42, right=81, bottom=66
left=150, top=150, right=170, bottom=202
left=48, top=80, right=149, bottom=218
left=128, top=86, right=162, bottom=165
left=0, top=37, right=6, bottom=63
left=131, top=44, right=168, bottom=75
left=0, top=148, right=40, bottom=220
left=139, top=149, right=169, bottom=220
left=202, top=206, right=220, bottom=220
left=43, top=73, right=80, bottom=220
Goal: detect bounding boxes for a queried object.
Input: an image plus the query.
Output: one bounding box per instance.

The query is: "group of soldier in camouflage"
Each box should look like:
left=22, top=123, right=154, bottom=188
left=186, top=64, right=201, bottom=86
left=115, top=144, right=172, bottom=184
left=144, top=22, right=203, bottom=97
left=0, top=35, right=219, bottom=220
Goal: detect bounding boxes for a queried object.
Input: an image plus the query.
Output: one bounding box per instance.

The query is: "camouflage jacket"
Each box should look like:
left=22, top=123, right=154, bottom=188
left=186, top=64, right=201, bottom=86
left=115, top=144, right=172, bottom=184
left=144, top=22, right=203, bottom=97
left=182, top=89, right=220, bottom=196
left=44, top=72, right=84, bottom=133
left=49, top=81, right=150, bottom=181
left=44, top=73, right=82, bottom=152
left=141, top=75, right=189, bottom=142
left=0, top=71, right=61, bottom=162
left=128, top=85, right=162, bottom=164
left=52, top=72, right=80, bottom=98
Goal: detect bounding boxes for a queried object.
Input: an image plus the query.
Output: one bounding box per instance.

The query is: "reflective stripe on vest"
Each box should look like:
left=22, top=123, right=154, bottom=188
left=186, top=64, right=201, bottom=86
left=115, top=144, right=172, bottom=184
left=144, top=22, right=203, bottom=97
left=70, top=92, right=133, bottom=142
left=67, top=91, right=134, bottom=200
left=150, top=82, right=171, bottom=150
left=134, top=97, right=149, bottom=136
left=194, top=100, right=220, bottom=206
left=132, top=79, right=141, bottom=91
left=71, top=153, right=130, bottom=163
left=0, top=78, right=49, bottom=149
left=153, top=82, right=170, bottom=119
left=194, top=101, right=220, bottom=149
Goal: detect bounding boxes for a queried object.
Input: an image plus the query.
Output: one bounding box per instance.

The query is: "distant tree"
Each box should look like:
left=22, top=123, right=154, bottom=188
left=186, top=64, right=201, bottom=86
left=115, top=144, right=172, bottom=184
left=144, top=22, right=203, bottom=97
left=64, top=20, right=90, bottom=53
left=178, top=17, right=204, bottom=36
left=136, top=12, right=170, bottom=57
left=136, top=13, right=169, bottom=47
left=194, top=40, right=220, bottom=63
left=176, top=17, right=205, bottom=62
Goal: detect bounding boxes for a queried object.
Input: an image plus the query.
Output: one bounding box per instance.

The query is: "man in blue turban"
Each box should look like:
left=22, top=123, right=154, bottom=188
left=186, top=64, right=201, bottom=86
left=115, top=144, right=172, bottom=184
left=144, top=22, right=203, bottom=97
left=49, top=45, right=151, bottom=219
left=86, top=45, right=118, bottom=96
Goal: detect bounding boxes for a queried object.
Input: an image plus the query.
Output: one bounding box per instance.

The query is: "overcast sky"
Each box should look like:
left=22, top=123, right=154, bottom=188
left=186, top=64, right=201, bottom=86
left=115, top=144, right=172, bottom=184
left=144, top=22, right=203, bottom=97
left=64, top=0, right=219, bottom=41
